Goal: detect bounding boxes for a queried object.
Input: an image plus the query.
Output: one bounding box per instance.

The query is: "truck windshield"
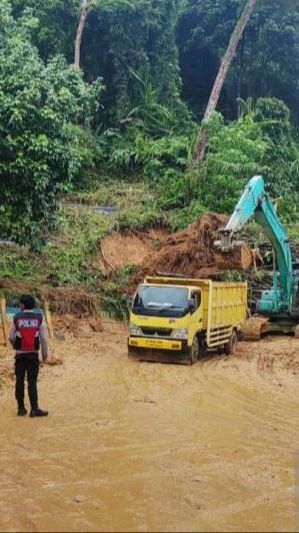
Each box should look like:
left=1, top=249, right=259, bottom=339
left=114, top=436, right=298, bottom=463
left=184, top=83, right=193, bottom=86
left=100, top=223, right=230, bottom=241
left=132, top=285, right=189, bottom=317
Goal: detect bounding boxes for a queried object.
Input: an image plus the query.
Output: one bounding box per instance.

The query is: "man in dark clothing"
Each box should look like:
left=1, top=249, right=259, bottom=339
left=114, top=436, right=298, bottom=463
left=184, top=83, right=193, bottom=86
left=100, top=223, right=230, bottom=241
left=9, top=294, right=49, bottom=417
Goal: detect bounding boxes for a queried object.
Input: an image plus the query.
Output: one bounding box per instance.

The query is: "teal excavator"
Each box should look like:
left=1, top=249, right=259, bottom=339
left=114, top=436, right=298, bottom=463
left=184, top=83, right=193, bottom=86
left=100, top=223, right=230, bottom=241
left=215, top=175, right=299, bottom=338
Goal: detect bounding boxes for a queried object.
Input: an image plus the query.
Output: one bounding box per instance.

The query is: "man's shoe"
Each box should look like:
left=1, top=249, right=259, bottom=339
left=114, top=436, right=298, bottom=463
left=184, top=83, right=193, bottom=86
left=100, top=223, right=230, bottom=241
left=17, top=407, right=27, bottom=416
left=30, top=408, right=48, bottom=418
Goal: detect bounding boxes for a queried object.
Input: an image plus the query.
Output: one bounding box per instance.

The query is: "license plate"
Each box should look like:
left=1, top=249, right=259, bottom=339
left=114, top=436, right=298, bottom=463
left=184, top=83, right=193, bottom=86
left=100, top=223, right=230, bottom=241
left=145, top=339, right=165, bottom=348
left=129, top=337, right=182, bottom=351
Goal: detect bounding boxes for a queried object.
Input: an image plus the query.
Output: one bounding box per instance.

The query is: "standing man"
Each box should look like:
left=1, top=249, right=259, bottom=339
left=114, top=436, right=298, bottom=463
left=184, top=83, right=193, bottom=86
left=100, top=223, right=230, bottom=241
left=9, top=294, right=49, bottom=417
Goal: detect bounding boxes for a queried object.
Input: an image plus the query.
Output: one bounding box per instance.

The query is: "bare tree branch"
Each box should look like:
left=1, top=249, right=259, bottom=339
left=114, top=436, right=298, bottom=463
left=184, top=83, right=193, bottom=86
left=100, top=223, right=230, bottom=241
left=193, top=0, right=259, bottom=164
left=74, top=0, right=88, bottom=68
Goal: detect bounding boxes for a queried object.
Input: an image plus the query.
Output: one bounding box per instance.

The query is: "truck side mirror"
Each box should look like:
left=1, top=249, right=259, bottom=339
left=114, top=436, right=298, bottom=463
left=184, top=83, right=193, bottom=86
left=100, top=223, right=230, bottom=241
left=187, top=298, right=195, bottom=313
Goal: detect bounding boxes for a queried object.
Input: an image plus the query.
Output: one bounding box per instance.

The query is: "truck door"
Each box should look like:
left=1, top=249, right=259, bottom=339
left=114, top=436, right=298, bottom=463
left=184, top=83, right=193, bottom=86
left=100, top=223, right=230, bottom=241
left=189, top=290, right=202, bottom=342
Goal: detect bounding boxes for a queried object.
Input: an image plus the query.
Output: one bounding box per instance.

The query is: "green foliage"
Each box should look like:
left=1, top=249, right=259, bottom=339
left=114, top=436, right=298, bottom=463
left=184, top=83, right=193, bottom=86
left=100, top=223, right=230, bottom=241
left=177, top=0, right=243, bottom=117
left=98, top=127, right=196, bottom=212
left=10, top=0, right=299, bottom=127
left=11, top=0, right=78, bottom=60
left=98, top=96, right=299, bottom=223
left=43, top=206, right=111, bottom=286
left=70, top=179, right=168, bottom=231
left=0, top=244, right=42, bottom=283
left=287, top=223, right=299, bottom=244
left=168, top=200, right=207, bottom=231
left=0, top=205, right=111, bottom=288
left=0, top=182, right=166, bottom=315
left=198, top=110, right=269, bottom=212
left=177, top=0, right=299, bottom=123
left=82, top=0, right=189, bottom=128
left=254, top=98, right=299, bottom=199
left=116, top=203, right=166, bottom=232
left=197, top=99, right=299, bottom=215
left=136, top=134, right=192, bottom=181
left=2, top=0, right=299, bottom=262
left=0, top=4, right=103, bottom=248
left=127, top=61, right=178, bottom=137
left=75, top=180, right=167, bottom=232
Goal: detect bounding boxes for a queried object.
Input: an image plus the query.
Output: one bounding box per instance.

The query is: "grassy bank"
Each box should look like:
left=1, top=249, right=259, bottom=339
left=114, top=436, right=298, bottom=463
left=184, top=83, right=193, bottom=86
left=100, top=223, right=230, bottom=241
left=0, top=181, right=167, bottom=316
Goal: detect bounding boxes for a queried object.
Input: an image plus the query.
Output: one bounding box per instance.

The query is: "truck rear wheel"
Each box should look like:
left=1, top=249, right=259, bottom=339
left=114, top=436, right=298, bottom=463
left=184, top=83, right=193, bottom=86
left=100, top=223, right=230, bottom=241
left=224, top=330, right=238, bottom=356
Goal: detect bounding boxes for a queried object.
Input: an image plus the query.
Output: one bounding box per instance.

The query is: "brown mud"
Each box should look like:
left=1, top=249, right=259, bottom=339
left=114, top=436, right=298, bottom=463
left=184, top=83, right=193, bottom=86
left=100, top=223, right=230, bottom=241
left=0, top=327, right=299, bottom=533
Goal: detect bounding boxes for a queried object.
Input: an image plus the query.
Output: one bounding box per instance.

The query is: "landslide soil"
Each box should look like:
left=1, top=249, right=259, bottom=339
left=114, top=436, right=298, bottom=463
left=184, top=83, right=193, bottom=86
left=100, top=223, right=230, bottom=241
left=98, top=228, right=169, bottom=272
left=132, top=213, right=229, bottom=286
left=95, top=213, right=230, bottom=284
left=127, top=213, right=256, bottom=291
left=1, top=327, right=299, bottom=533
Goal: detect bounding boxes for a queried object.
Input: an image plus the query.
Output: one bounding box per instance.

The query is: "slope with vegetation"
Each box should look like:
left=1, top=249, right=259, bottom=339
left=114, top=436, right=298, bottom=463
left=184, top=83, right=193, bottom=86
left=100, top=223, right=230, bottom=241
left=0, top=0, right=299, bottom=315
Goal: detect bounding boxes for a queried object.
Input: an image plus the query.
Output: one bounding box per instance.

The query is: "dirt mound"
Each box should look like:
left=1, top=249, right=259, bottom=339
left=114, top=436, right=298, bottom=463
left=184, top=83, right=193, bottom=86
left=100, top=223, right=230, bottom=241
left=52, top=315, right=128, bottom=338
left=0, top=277, right=31, bottom=295
left=130, top=213, right=228, bottom=288
left=52, top=314, right=102, bottom=337
left=45, top=288, right=98, bottom=317
left=0, top=278, right=98, bottom=317
left=98, top=229, right=169, bottom=271
left=98, top=232, right=152, bottom=270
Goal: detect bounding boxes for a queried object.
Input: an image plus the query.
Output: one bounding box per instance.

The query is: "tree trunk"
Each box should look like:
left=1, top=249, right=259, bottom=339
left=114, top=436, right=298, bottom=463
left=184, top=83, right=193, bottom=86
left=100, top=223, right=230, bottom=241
left=74, top=0, right=88, bottom=68
left=193, top=0, right=259, bottom=164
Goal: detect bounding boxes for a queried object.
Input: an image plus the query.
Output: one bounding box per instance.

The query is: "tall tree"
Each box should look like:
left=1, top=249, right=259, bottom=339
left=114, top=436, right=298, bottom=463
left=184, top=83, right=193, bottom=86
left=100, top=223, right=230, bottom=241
left=193, top=0, right=259, bottom=164
left=74, top=0, right=88, bottom=67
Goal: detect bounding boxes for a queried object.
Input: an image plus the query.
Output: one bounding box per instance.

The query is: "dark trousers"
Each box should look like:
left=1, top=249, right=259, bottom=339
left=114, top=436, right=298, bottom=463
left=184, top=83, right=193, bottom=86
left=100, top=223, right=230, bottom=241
left=15, top=353, right=39, bottom=410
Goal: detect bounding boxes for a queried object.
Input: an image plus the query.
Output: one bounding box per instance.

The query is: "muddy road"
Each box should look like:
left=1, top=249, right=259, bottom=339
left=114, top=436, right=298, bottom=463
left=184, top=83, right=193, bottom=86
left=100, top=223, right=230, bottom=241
left=0, top=330, right=299, bottom=532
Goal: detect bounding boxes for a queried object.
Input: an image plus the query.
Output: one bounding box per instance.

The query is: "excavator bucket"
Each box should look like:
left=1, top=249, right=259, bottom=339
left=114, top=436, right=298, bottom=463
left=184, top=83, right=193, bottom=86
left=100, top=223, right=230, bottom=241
left=214, top=242, right=255, bottom=270
left=241, top=317, right=270, bottom=341
left=242, top=318, right=299, bottom=340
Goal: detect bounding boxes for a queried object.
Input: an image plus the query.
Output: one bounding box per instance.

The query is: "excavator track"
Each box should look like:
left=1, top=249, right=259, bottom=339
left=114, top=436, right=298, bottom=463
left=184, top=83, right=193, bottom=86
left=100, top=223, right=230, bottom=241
left=242, top=317, right=299, bottom=340
left=241, top=317, right=270, bottom=341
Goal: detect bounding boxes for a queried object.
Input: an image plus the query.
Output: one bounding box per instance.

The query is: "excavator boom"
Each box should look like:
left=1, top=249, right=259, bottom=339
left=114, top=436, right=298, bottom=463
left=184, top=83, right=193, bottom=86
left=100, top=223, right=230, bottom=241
left=215, top=176, right=293, bottom=316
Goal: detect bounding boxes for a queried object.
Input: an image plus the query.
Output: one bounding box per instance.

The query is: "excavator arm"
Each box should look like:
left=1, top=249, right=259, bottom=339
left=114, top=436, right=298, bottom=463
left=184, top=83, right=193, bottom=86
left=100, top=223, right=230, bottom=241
left=216, top=176, right=293, bottom=315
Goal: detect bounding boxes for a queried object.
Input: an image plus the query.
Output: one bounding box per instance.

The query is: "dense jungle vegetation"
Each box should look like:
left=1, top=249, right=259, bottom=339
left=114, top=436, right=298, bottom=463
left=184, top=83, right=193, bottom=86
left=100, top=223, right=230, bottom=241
left=0, top=0, right=299, bottom=311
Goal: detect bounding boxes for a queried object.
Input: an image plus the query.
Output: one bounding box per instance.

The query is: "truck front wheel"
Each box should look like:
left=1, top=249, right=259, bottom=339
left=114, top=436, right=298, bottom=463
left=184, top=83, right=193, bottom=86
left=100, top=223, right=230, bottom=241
left=189, top=335, right=205, bottom=364
left=190, top=336, right=199, bottom=365
left=224, top=330, right=238, bottom=355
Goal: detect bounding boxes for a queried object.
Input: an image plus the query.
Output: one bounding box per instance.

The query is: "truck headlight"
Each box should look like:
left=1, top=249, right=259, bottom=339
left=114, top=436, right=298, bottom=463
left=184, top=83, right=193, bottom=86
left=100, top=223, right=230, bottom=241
left=129, top=323, right=142, bottom=336
left=171, top=327, right=188, bottom=340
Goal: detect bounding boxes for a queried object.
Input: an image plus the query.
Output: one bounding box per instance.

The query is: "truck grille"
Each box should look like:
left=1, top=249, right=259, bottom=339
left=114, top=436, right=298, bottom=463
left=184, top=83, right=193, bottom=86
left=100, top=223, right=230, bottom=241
left=141, top=327, right=172, bottom=338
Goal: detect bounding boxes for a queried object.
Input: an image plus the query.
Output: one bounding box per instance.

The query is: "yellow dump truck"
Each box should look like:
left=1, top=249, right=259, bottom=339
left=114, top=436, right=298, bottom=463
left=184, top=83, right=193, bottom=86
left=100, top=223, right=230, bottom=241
left=128, top=275, right=247, bottom=364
